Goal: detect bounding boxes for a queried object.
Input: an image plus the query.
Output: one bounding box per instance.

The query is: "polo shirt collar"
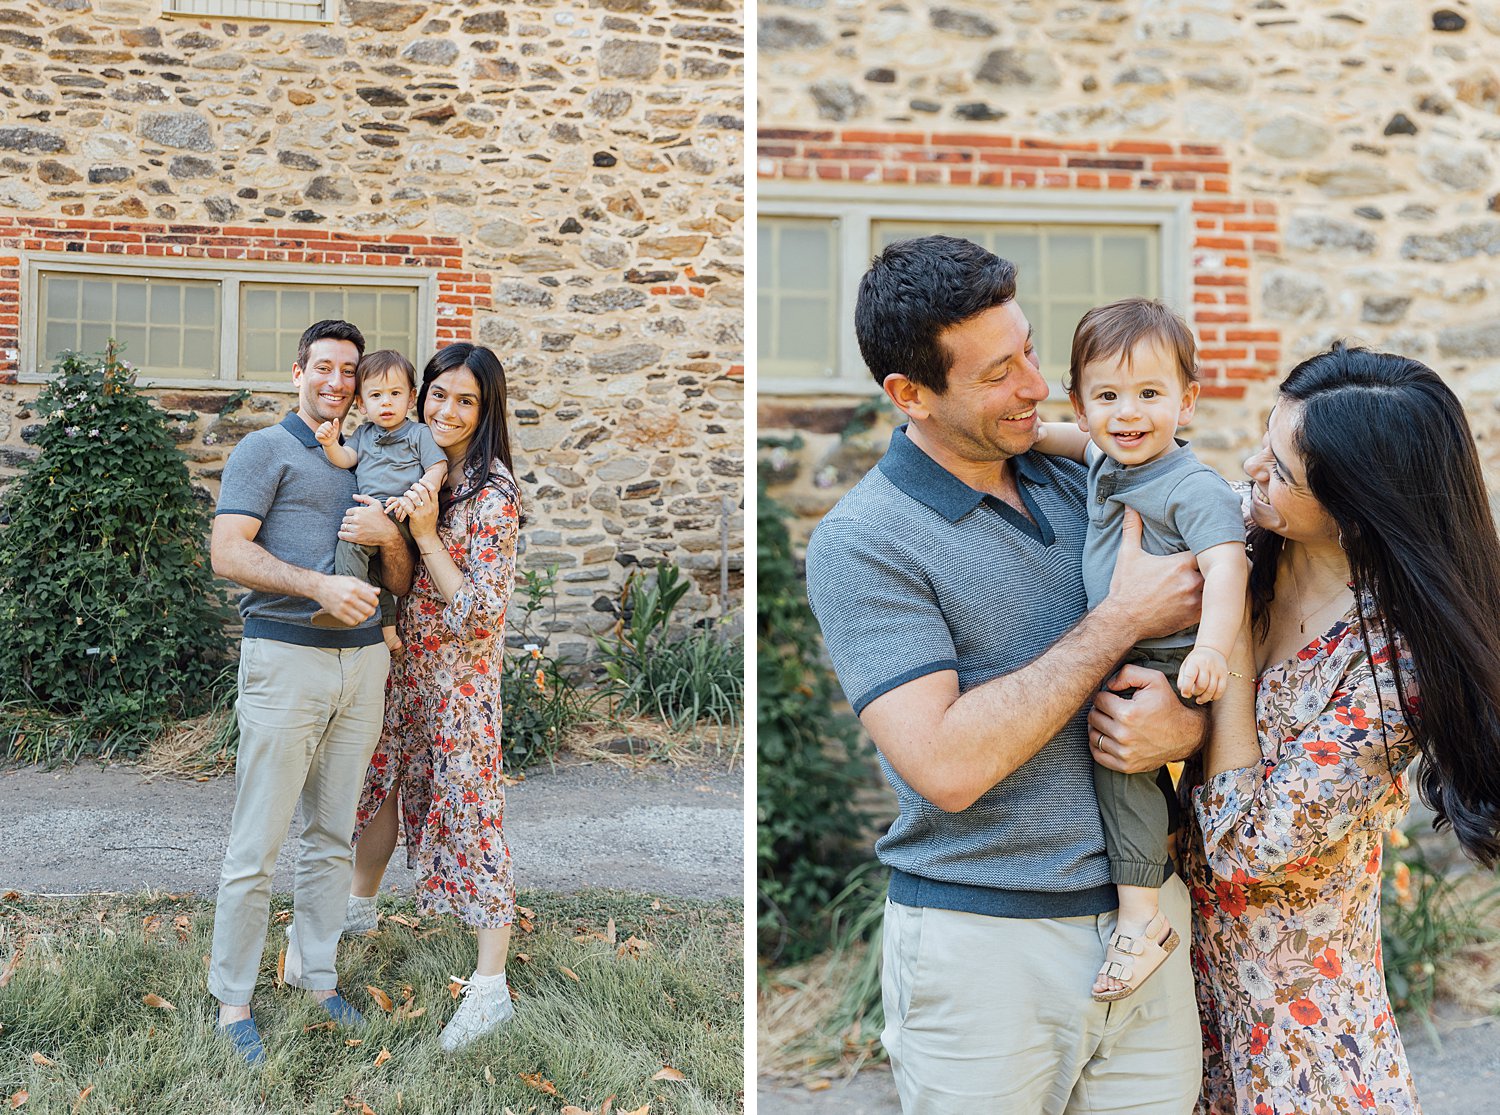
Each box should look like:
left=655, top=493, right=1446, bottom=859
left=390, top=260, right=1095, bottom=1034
left=878, top=424, right=1047, bottom=523
left=280, top=411, right=322, bottom=448
left=371, top=418, right=415, bottom=444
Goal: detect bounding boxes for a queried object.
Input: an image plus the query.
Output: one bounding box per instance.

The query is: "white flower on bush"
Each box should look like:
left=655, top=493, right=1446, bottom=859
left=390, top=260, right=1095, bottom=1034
left=64, top=425, right=80, bottom=437
left=1237, top=959, right=1275, bottom=1001
left=88, top=429, right=100, bottom=438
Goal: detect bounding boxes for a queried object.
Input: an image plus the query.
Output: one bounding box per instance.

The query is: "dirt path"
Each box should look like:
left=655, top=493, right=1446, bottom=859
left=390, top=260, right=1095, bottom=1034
left=758, top=1011, right=1500, bottom=1115
left=0, top=757, right=743, bottom=900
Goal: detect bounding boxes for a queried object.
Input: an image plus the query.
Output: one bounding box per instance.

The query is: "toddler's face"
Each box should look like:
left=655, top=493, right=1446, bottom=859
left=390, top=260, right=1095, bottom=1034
left=359, top=371, right=412, bottom=429
left=1071, top=335, right=1198, bottom=467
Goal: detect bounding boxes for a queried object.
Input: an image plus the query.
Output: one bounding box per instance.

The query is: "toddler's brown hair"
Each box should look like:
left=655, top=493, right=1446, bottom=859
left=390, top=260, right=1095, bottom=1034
left=1066, top=298, right=1197, bottom=398
left=356, top=349, right=416, bottom=392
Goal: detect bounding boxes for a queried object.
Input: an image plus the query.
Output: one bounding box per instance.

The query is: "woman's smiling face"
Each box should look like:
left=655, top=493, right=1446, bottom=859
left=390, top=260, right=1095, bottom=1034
left=422, top=367, right=482, bottom=461
left=1244, top=399, right=1340, bottom=544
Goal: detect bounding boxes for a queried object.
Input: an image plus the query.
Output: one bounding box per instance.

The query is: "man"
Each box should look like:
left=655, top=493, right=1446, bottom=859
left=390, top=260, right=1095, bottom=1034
left=207, top=319, right=414, bottom=1064
left=804, top=237, right=1206, bottom=1113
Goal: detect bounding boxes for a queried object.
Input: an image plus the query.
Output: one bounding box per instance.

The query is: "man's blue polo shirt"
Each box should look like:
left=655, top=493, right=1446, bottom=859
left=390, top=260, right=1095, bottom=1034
left=805, top=425, right=1115, bottom=918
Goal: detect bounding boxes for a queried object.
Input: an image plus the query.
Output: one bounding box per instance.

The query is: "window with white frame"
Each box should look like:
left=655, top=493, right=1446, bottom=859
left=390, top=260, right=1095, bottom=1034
left=163, top=0, right=330, bottom=21
left=757, top=187, right=1188, bottom=395
left=24, top=256, right=434, bottom=389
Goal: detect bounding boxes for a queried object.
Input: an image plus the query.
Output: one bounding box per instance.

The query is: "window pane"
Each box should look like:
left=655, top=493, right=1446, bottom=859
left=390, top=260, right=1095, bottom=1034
left=184, top=285, right=216, bottom=325
left=759, top=217, right=838, bottom=379
left=239, top=283, right=421, bottom=381
left=1049, top=234, right=1094, bottom=294
left=1101, top=236, right=1150, bottom=299
left=46, top=277, right=77, bottom=320
left=114, top=325, right=148, bottom=363
left=116, top=283, right=148, bottom=322
left=82, top=281, right=113, bottom=322
left=1048, top=302, right=1095, bottom=376
left=43, top=322, right=75, bottom=363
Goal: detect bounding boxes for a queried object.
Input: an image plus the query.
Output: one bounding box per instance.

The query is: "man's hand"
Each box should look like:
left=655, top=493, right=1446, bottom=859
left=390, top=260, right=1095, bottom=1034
left=1179, top=646, right=1228, bottom=704
left=1088, top=663, right=1207, bottom=773
left=315, top=574, right=380, bottom=626
left=339, top=494, right=399, bottom=546
left=1100, top=508, right=1204, bottom=641
left=314, top=420, right=339, bottom=446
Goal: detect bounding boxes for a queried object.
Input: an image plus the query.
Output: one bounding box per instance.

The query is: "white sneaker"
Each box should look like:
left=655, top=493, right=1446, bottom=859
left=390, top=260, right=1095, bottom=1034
left=438, top=973, right=514, bottom=1054
left=343, top=895, right=378, bottom=936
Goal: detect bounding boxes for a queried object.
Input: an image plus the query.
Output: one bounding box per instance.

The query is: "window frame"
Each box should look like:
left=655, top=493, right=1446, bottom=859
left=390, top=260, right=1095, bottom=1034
left=20, top=252, right=438, bottom=391
left=162, top=0, right=332, bottom=23
left=756, top=183, right=1192, bottom=396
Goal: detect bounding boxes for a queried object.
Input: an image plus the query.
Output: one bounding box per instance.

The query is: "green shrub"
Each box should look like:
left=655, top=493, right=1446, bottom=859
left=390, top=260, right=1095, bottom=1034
left=501, top=566, right=593, bottom=771
left=756, top=474, right=871, bottom=965
left=0, top=346, right=231, bottom=760
left=597, top=563, right=743, bottom=732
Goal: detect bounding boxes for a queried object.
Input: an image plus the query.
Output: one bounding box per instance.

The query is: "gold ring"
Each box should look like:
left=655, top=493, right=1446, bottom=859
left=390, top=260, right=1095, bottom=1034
left=1097, top=733, right=1106, bottom=750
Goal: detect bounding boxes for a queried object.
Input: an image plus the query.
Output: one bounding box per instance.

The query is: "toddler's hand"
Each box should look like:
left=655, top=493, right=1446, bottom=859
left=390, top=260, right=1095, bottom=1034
left=1179, top=646, right=1228, bottom=704
left=383, top=494, right=408, bottom=522
left=314, top=420, right=338, bottom=446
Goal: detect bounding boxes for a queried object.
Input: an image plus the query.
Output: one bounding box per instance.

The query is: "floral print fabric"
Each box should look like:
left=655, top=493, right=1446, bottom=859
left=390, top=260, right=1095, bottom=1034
left=353, top=461, right=521, bottom=929
left=1182, top=604, right=1423, bottom=1115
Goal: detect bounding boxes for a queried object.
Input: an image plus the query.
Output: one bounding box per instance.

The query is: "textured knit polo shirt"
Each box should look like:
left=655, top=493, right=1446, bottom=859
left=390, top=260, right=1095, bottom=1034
left=1081, top=440, right=1245, bottom=651
left=805, top=424, right=1115, bottom=918
left=215, top=412, right=383, bottom=648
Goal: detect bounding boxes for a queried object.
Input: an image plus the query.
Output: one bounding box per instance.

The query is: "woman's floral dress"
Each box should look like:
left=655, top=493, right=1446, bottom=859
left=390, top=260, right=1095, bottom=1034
left=353, top=460, right=521, bottom=929
left=1181, top=600, right=1423, bottom=1115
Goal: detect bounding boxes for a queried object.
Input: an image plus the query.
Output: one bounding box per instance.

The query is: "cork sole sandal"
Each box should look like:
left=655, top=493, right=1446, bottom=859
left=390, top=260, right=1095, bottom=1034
left=1092, top=912, right=1180, bottom=1003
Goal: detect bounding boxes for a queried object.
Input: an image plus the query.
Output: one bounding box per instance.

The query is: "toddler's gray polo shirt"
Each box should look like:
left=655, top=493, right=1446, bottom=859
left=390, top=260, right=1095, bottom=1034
left=347, top=418, right=445, bottom=502
left=215, top=412, right=383, bottom=648
left=805, top=425, right=1116, bottom=919
left=1081, top=440, right=1245, bottom=651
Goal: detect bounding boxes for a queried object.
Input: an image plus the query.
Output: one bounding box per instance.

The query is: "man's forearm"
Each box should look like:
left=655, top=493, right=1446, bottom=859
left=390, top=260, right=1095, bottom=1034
left=903, top=604, right=1140, bottom=810
left=213, top=534, right=324, bottom=601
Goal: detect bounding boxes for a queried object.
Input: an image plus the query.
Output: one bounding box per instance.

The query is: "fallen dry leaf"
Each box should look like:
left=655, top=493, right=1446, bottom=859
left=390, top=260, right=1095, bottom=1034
left=387, top=914, right=419, bottom=929
left=8, top=1092, right=26, bottom=1111
left=617, top=936, right=651, bottom=959
left=345, top=1039, right=364, bottom=1048
left=515, top=952, right=531, bottom=964
left=71, top=1084, right=93, bottom=1112
left=141, top=915, right=161, bottom=934
left=516, top=905, right=536, bottom=920
left=483, top=1066, right=495, bottom=1085
left=142, top=993, right=175, bottom=1011
left=561, top=1108, right=589, bottom=1115
left=448, top=978, right=465, bottom=1000
left=173, top=915, right=191, bottom=942
left=621, top=1106, right=649, bottom=1115
left=273, top=911, right=292, bottom=924
left=395, top=1005, right=426, bottom=1021
left=1, top=891, right=18, bottom=902
left=0, top=937, right=25, bottom=990
left=519, top=1072, right=560, bottom=1096
left=276, top=947, right=286, bottom=987
left=413, top=927, right=445, bottom=941
left=366, top=986, right=394, bottom=1012
left=499, top=772, right=525, bottom=786
left=651, top=1067, right=685, bottom=1083
left=373, top=1048, right=391, bottom=1068
left=804, top=1080, right=832, bottom=1093
left=605, top=917, right=616, bottom=944
left=557, top=966, right=581, bottom=983
left=304, top=1021, right=336, bottom=1033
left=516, top=915, right=534, bottom=934
left=29, top=1054, right=52, bottom=1067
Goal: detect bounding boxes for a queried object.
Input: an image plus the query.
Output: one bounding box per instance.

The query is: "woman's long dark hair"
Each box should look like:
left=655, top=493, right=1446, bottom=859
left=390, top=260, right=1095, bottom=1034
left=1249, top=342, right=1500, bottom=866
left=416, top=343, right=517, bottom=508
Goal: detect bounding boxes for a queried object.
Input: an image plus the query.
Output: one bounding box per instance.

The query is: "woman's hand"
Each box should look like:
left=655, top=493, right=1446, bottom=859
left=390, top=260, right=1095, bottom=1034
left=396, top=478, right=442, bottom=543
left=338, top=494, right=399, bottom=547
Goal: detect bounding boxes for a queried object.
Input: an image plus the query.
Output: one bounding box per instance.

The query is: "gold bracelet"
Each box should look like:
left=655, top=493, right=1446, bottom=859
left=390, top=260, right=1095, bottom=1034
left=419, top=548, right=444, bottom=558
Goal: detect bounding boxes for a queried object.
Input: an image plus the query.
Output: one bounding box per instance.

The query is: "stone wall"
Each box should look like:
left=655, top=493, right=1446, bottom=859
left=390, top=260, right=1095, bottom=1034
left=759, top=0, right=1500, bottom=542
left=0, top=0, right=746, bottom=655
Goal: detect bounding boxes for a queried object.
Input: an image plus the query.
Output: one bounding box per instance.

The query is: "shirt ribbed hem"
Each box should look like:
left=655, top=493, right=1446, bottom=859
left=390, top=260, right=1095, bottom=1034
left=887, top=868, right=1119, bottom=919
left=243, top=617, right=382, bottom=648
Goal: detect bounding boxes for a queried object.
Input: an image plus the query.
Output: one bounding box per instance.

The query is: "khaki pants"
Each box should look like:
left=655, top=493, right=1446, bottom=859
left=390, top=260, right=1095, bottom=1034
left=207, top=638, right=389, bottom=1006
left=881, top=876, right=1201, bottom=1114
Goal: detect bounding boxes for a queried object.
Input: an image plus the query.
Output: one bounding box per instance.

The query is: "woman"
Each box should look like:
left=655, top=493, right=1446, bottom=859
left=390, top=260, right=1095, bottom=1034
left=1184, top=344, right=1500, bottom=1114
left=346, top=342, right=524, bottom=1053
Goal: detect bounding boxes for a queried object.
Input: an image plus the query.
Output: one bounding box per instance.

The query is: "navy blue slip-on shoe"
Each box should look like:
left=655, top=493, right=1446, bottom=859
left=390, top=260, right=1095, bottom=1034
left=319, top=992, right=365, bottom=1028
left=219, top=1016, right=265, bottom=1066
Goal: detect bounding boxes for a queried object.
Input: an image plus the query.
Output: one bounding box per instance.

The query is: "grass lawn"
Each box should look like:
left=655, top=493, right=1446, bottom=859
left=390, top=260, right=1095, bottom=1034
left=0, top=889, right=743, bottom=1115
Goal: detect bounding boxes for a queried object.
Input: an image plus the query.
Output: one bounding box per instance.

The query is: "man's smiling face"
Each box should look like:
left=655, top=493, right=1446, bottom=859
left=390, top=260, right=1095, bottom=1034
left=914, top=299, right=1049, bottom=464
left=293, top=338, right=361, bottom=426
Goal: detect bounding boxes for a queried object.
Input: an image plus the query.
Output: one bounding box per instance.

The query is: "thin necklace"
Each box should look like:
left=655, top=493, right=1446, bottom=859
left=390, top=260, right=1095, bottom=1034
left=1288, top=553, right=1351, bottom=634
